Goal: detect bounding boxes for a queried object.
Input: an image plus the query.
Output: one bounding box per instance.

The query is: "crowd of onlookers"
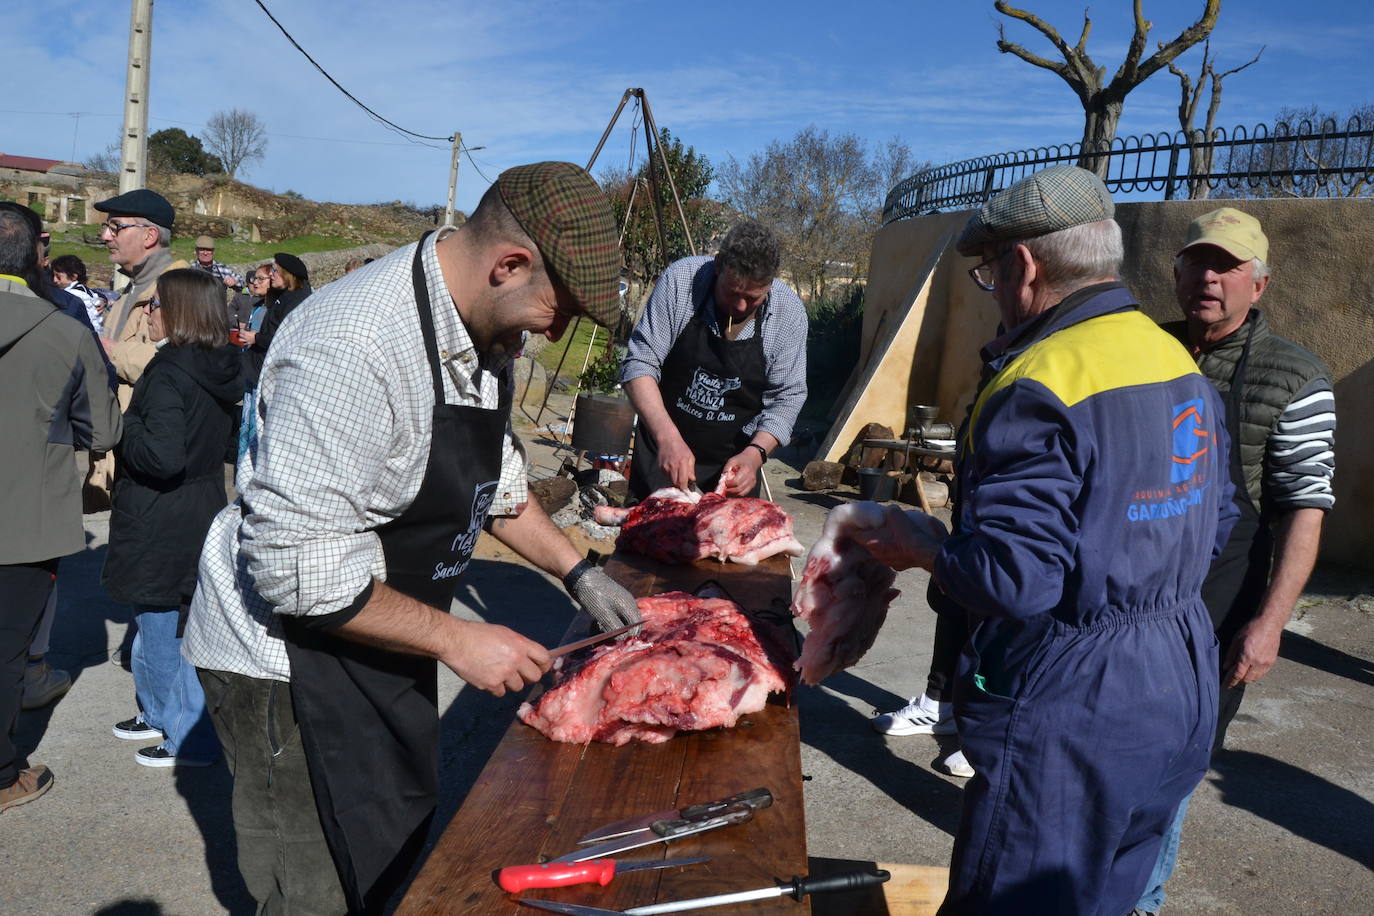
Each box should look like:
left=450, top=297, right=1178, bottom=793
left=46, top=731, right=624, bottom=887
left=0, top=190, right=375, bottom=809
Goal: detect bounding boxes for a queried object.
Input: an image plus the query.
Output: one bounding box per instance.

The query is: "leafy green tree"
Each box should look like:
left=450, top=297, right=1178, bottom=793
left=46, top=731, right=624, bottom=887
left=148, top=128, right=223, bottom=176
left=601, top=128, right=725, bottom=284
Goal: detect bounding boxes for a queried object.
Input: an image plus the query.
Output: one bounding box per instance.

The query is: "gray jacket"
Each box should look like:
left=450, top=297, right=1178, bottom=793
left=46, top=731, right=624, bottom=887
left=0, top=284, right=123, bottom=563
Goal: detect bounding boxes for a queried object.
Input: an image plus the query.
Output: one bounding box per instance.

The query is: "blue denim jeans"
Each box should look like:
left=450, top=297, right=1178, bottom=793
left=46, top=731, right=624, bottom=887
left=131, top=607, right=218, bottom=760
left=1135, top=792, right=1193, bottom=913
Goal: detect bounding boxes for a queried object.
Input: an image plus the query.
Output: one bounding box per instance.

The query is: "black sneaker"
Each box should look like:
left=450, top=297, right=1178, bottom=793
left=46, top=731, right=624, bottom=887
left=112, top=716, right=164, bottom=741
left=135, top=746, right=214, bottom=769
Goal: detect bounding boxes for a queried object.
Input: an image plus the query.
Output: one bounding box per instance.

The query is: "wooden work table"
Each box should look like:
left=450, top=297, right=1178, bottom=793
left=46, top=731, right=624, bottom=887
left=397, top=552, right=808, bottom=915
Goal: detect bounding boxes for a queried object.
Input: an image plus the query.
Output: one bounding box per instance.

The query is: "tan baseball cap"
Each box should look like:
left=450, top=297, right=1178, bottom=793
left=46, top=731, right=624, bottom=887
left=195, top=235, right=215, bottom=249
left=1179, top=207, right=1268, bottom=264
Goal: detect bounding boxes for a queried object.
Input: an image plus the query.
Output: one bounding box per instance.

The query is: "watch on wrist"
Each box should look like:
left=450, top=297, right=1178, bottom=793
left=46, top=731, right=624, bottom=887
left=747, top=443, right=768, bottom=463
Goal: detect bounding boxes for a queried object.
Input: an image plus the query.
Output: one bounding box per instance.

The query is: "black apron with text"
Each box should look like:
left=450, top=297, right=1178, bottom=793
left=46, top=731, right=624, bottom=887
left=629, top=268, right=768, bottom=500
left=1198, top=318, right=1272, bottom=751
left=282, top=233, right=510, bottom=913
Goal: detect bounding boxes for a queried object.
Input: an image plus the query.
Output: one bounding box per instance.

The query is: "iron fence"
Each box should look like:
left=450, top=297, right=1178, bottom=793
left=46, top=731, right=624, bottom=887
left=882, top=117, right=1374, bottom=225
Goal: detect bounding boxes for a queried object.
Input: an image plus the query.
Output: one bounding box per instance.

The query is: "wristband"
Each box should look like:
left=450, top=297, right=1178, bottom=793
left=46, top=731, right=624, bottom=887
left=562, top=559, right=595, bottom=591
left=747, top=443, right=768, bottom=463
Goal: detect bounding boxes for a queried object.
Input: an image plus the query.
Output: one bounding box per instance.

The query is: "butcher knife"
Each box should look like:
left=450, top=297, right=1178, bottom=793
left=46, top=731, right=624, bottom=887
left=548, top=621, right=639, bottom=659
left=577, top=788, right=773, bottom=845
left=549, top=805, right=758, bottom=864
left=518, top=869, right=892, bottom=915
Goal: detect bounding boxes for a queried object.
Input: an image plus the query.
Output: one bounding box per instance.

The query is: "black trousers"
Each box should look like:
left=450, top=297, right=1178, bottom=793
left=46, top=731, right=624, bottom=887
left=0, top=560, right=58, bottom=788
left=197, top=668, right=348, bottom=916
left=925, top=607, right=969, bottom=702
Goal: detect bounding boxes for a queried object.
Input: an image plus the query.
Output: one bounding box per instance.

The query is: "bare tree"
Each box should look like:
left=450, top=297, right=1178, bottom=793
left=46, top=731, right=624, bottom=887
left=1166, top=39, right=1264, bottom=198
left=203, top=108, right=268, bottom=179
left=994, top=0, right=1221, bottom=175
left=720, top=127, right=925, bottom=301
left=1216, top=103, right=1374, bottom=199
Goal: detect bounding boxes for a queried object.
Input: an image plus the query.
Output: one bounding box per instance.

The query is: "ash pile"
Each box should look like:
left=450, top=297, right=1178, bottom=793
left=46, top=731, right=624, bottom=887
left=528, top=468, right=629, bottom=540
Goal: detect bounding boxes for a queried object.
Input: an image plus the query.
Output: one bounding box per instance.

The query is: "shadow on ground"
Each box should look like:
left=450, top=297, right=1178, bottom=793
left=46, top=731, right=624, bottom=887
left=799, top=670, right=964, bottom=836
left=1210, top=749, right=1374, bottom=871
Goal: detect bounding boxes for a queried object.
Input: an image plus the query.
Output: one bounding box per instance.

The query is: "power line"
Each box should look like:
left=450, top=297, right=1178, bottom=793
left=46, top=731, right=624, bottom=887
left=461, top=143, right=491, bottom=183
left=252, top=0, right=453, bottom=145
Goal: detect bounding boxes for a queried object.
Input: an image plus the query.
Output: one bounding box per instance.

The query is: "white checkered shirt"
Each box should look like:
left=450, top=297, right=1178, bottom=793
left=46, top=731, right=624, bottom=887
left=183, top=232, right=528, bottom=681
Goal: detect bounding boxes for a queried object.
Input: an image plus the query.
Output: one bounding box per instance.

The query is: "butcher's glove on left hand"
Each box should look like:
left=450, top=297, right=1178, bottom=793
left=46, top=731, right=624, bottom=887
left=564, top=561, right=643, bottom=633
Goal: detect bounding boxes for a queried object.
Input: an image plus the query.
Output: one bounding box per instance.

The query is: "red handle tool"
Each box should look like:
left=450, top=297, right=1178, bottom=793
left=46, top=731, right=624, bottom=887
left=498, top=856, right=708, bottom=893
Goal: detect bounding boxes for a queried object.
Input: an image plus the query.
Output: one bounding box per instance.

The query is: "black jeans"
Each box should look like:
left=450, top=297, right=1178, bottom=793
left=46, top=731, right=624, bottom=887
left=197, top=668, right=347, bottom=916
left=925, top=607, right=969, bottom=702
left=0, top=560, right=57, bottom=788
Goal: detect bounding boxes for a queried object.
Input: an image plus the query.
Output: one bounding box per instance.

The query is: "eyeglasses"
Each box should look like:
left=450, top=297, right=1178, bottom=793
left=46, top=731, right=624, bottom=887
left=101, top=220, right=148, bottom=236
left=250, top=275, right=270, bottom=284
left=145, top=297, right=161, bottom=311
left=968, top=248, right=1013, bottom=291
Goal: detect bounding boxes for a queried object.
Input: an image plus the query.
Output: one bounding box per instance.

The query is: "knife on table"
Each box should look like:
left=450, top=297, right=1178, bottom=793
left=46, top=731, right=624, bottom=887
left=549, top=805, right=757, bottom=864
left=497, top=857, right=708, bottom=893
left=549, top=621, right=639, bottom=659
left=577, top=788, right=773, bottom=845
left=518, top=869, right=893, bottom=915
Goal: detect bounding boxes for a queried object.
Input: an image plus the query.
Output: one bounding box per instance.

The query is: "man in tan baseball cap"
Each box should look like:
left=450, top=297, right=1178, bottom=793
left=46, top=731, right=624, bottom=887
left=191, top=234, right=243, bottom=290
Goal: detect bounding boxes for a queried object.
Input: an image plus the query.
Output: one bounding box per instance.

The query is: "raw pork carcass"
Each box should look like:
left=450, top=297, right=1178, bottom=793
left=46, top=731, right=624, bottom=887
left=790, top=502, right=904, bottom=685
left=593, top=488, right=804, bottom=566
left=518, top=591, right=792, bottom=745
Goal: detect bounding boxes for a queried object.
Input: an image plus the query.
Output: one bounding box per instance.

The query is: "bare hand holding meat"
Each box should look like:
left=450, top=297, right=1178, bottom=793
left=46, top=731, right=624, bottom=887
left=518, top=591, right=793, bottom=745
left=593, top=487, right=804, bottom=566
left=790, top=502, right=949, bottom=685
left=715, top=447, right=763, bottom=496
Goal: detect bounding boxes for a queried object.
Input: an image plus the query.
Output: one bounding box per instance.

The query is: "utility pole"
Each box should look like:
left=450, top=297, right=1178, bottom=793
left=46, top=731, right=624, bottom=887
left=443, top=130, right=462, bottom=227
left=119, top=0, right=154, bottom=193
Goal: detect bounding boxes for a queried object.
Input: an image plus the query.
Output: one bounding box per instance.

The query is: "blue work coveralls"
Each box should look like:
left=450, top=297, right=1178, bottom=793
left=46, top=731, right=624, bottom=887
left=933, top=283, right=1238, bottom=916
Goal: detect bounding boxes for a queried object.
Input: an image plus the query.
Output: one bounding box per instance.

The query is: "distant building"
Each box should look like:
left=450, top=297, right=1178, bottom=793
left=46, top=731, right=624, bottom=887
left=0, top=153, right=100, bottom=225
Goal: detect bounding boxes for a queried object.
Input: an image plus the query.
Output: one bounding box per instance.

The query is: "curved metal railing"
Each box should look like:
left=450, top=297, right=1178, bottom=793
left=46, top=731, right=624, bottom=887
left=883, top=116, right=1374, bottom=224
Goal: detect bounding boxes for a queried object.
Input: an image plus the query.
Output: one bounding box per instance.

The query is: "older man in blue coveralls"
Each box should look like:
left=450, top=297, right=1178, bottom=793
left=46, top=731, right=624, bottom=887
left=853, top=165, right=1239, bottom=915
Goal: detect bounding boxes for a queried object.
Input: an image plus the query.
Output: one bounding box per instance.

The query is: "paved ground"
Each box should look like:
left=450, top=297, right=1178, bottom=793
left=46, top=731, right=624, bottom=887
left=2, top=392, right=1371, bottom=914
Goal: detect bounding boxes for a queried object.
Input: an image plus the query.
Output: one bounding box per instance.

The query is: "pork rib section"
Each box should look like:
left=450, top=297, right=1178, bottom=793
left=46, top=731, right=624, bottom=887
left=593, top=488, right=804, bottom=566
left=790, top=502, right=902, bottom=685
left=518, top=591, right=791, bottom=745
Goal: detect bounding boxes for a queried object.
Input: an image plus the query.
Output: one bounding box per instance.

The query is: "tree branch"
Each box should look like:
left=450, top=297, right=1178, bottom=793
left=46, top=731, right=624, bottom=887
left=1074, top=7, right=1092, bottom=53
left=1217, top=44, right=1264, bottom=80
left=997, top=28, right=1070, bottom=75
left=995, top=1, right=1077, bottom=63
left=1112, top=0, right=1221, bottom=97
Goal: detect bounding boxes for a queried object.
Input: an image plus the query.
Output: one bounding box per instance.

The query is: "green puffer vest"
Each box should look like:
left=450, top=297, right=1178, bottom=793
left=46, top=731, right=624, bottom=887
left=1165, top=310, right=1330, bottom=515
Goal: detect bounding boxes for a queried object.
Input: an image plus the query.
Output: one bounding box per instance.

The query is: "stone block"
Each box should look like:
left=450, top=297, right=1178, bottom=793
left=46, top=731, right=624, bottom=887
left=802, top=460, right=845, bottom=491
left=528, top=476, right=576, bottom=515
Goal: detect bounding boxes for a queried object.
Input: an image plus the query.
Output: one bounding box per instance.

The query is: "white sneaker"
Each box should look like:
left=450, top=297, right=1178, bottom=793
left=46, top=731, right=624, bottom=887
left=871, top=693, right=956, bottom=736
left=940, top=748, right=975, bottom=778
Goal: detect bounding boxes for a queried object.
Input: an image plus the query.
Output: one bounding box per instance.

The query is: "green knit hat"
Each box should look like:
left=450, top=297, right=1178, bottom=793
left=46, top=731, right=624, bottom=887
left=497, top=161, right=622, bottom=327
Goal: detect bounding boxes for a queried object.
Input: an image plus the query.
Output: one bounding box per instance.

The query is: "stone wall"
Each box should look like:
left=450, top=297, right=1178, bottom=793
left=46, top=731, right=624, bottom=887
left=835, top=198, right=1374, bottom=570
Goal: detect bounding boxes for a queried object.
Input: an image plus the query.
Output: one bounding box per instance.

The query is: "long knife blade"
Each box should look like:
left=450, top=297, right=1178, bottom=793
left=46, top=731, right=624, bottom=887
left=550, top=807, right=754, bottom=863
left=578, top=788, right=772, bottom=845
left=549, top=621, right=638, bottom=658
left=518, top=901, right=622, bottom=915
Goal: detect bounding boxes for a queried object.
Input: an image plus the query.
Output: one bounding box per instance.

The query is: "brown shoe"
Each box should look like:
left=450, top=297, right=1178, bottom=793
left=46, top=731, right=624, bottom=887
left=0, top=766, right=54, bottom=812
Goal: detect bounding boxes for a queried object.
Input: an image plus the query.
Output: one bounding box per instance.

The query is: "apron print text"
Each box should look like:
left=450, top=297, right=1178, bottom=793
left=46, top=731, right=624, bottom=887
left=436, top=480, right=499, bottom=579
left=676, top=367, right=741, bottom=422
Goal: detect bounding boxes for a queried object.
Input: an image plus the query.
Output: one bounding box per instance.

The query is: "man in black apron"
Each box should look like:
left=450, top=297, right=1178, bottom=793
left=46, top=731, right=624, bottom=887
left=1135, top=208, right=1336, bottom=915
left=622, top=219, right=808, bottom=501
left=184, top=163, right=642, bottom=915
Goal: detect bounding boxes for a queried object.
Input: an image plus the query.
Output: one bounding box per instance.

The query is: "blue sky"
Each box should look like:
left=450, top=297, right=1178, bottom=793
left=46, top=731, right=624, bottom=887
left=4, top=0, right=1370, bottom=215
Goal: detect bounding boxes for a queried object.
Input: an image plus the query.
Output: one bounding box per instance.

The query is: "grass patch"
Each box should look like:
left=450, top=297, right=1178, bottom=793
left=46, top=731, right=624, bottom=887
left=46, top=232, right=365, bottom=270
left=537, top=318, right=615, bottom=383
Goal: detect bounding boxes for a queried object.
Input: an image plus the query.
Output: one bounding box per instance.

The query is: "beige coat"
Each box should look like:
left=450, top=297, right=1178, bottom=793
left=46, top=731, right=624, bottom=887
left=103, top=247, right=189, bottom=408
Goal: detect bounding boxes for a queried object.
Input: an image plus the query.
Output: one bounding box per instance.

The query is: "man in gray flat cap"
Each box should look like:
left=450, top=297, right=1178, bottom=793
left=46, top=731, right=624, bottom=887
left=849, top=165, right=1237, bottom=914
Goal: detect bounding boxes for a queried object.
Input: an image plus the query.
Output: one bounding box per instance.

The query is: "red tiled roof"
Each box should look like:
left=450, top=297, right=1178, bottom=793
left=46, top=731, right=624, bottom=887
left=0, top=154, right=62, bottom=172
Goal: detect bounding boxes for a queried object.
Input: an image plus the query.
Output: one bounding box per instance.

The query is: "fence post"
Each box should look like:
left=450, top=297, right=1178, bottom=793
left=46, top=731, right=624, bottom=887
left=981, top=166, right=996, bottom=203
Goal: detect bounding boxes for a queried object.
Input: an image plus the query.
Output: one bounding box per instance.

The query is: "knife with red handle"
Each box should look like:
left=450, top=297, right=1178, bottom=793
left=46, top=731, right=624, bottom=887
left=498, top=857, right=709, bottom=893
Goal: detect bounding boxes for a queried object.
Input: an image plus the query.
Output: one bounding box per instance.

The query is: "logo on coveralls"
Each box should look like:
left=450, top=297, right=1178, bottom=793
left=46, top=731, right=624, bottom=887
left=435, top=480, right=498, bottom=579
left=1125, top=399, right=1211, bottom=522
left=675, top=367, right=741, bottom=422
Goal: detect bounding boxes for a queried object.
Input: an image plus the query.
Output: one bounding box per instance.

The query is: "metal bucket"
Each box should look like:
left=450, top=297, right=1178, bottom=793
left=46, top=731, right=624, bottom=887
left=571, top=393, right=636, bottom=457
left=857, top=467, right=896, bottom=501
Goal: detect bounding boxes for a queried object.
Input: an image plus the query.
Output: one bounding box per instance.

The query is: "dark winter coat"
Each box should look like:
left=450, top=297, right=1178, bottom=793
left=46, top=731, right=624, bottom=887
left=102, top=343, right=245, bottom=607
left=244, top=284, right=312, bottom=386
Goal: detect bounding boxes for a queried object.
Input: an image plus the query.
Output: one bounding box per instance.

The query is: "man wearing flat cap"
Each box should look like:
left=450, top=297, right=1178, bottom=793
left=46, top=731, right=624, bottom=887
left=88, top=189, right=189, bottom=506
left=1133, top=208, right=1335, bottom=915
left=848, top=165, right=1237, bottom=914
left=185, top=162, right=642, bottom=914
left=190, top=234, right=243, bottom=290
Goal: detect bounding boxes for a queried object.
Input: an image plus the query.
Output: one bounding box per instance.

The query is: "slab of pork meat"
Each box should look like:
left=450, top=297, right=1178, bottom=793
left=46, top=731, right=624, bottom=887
left=593, top=488, right=804, bottom=566
left=518, top=591, right=792, bottom=745
left=790, top=502, right=902, bottom=685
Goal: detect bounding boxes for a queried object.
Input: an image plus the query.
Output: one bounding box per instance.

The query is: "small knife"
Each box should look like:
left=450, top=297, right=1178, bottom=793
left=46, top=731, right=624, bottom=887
left=518, top=868, right=892, bottom=915
left=549, top=621, right=639, bottom=659
left=497, top=857, right=708, bottom=893
left=578, top=788, right=773, bottom=845
left=549, top=806, right=755, bottom=864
